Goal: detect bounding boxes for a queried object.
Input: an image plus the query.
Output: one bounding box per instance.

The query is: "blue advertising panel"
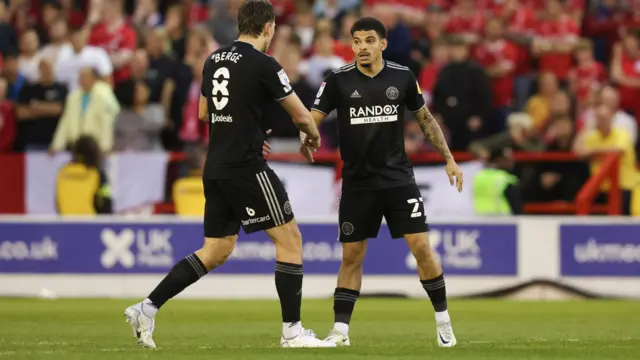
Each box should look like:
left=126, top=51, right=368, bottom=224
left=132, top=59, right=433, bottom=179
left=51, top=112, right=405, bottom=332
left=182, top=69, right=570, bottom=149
left=0, top=222, right=518, bottom=276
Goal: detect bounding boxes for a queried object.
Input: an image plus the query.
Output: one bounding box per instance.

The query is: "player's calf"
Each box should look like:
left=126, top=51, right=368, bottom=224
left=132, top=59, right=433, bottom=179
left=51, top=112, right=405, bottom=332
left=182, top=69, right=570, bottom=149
left=124, top=236, right=237, bottom=348
left=325, top=241, right=367, bottom=345
left=405, top=232, right=457, bottom=348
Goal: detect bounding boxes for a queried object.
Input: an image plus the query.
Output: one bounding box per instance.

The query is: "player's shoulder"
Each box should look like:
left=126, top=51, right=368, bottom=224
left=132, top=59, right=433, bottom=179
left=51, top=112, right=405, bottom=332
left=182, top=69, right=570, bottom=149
left=330, top=62, right=357, bottom=77
left=385, top=61, right=411, bottom=72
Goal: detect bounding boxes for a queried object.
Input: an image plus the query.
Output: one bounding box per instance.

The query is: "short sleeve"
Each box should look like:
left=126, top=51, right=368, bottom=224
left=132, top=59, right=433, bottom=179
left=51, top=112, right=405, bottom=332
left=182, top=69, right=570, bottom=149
left=94, top=48, right=113, bottom=77
left=405, top=71, right=426, bottom=112
left=311, top=72, right=339, bottom=115
left=260, top=56, right=294, bottom=100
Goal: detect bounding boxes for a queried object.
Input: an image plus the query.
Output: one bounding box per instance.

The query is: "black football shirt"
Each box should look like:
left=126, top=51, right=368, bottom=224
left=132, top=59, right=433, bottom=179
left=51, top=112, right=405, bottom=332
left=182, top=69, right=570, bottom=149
left=201, top=41, right=294, bottom=179
left=312, top=60, right=426, bottom=190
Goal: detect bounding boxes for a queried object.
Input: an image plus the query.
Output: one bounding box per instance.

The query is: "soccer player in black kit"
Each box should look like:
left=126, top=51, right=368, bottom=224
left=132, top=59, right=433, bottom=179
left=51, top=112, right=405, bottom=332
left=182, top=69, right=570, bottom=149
left=123, top=0, right=334, bottom=349
left=306, top=17, right=463, bottom=348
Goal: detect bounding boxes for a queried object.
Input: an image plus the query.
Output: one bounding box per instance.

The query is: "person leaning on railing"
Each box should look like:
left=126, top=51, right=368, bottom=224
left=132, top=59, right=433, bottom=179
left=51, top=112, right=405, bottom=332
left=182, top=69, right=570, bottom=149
left=573, top=103, right=639, bottom=215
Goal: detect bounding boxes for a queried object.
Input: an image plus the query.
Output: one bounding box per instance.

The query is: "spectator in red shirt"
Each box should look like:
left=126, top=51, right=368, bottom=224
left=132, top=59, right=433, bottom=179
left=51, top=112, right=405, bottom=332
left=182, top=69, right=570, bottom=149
left=419, top=37, right=448, bottom=106
left=0, top=77, right=15, bottom=152
left=568, top=38, right=607, bottom=114
left=473, top=17, right=518, bottom=134
left=446, top=0, right=486, bottom=45
left=611, top=32, right=640, bottom=120
left=531, top=0, right=579, bottom=84
left=88, top=0, right=137, bottom=84
left=495, top=0, right=537, bottom=110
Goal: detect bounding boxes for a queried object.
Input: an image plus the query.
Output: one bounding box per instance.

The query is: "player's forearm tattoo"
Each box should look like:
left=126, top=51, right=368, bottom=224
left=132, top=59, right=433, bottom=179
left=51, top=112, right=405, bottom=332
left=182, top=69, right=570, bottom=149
left=416, top=106, right=453, bottom=161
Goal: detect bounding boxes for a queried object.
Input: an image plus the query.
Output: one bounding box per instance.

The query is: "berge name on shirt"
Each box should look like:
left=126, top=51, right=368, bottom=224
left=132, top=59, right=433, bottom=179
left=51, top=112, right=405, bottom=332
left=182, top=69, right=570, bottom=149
left=349, top=105, right=400, bottom=125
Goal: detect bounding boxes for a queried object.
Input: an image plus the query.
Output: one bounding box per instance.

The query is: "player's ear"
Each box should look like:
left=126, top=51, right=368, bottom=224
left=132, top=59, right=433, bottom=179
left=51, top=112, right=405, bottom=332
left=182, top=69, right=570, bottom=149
left=380, top=38, right=388, bottom=51
left=265, top=22, right=275, bottom=38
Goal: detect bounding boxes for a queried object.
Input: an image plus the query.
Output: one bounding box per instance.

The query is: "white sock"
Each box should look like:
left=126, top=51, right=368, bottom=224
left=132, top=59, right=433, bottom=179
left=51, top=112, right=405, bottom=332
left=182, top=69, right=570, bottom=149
left=435, top=310, right=450, bottom=324
left=142, top=298, right=158, bottom=317
left=333, top=322, right=349, bottom=335
left=282, top=321, right=302, bottom=339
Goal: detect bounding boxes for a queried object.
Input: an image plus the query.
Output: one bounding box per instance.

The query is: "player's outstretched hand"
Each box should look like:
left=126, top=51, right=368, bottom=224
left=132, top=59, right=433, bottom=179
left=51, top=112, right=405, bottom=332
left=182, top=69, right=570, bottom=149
left=445, top=160, right=463, bottom=193
left=263, top=129, right=272, bottom=156
left=299, top=134, right=321, bottom=163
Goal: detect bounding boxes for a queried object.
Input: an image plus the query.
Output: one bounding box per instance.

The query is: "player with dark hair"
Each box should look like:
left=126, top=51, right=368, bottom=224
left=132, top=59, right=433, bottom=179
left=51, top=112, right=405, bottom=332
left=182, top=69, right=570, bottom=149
left=124, top=0, right=333, bottom=349
left=306, top=17, right=461, bottom=347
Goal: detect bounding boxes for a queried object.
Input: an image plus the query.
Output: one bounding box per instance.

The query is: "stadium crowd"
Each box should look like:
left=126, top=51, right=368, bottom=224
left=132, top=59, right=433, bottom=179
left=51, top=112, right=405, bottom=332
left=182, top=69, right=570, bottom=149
left=0, top=0, right=639, bottom=214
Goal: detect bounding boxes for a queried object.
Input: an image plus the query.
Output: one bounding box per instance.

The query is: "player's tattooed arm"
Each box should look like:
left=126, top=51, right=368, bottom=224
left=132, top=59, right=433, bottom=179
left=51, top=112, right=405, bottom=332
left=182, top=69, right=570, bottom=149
left=415, top=106, right=453, bottom=162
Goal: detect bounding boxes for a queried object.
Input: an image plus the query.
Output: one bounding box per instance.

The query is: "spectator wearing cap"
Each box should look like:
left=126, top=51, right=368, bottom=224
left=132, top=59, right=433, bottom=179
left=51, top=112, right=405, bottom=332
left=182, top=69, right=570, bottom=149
left=18, top=29, right=41, bottom=82
left=472, top=147, right=523, bottom=215
left=472, top=17, right=519, bottom=134
left=2, top=52, right=27, bottom=102
left=50, top=67, right=120, bottom=153
left=55, top=25, right=113, bottom=92
left=15, top=57, right=67, bottom=151
left=88, top=0, right=137, bottom=84
left=432, top=36, right=492, bottom=151
left=531, top=0, right=580, bottom=85
left=0, top=1, right=18, bottom=55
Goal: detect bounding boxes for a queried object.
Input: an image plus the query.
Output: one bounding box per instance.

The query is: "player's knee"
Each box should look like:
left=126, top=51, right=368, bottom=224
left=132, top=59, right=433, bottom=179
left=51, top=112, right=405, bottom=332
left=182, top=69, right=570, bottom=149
left=406, top=233, right=433, bottom=261
left=267, top=221, right=303, bottom=253
left=199, top=235, right=237, bottom=269
left=341, top=242, right=366, bottom=268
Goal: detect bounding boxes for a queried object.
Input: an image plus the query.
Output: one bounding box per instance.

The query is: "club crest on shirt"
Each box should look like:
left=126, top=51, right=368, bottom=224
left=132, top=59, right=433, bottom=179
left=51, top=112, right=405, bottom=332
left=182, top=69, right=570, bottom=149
left=386, top=86, right=399, bottom=100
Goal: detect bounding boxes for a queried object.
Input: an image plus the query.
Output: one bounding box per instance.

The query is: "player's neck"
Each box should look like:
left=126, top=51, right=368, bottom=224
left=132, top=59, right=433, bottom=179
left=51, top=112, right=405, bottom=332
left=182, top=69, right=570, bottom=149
left=237, top=36, right=264, bottom=51
left=357, top=58, right=384, bottom=77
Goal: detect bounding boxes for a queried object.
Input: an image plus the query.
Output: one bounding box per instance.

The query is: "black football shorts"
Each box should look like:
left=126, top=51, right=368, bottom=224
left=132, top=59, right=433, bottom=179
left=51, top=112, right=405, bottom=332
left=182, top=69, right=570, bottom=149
left=338, top=183, right=428, bottom=242
left=203, top=168, right=294, bottom=238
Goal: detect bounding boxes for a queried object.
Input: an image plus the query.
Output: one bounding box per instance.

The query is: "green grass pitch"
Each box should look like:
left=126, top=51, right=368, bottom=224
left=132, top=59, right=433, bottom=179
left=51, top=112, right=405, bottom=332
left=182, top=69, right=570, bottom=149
left=1, top=298, right=638, bottom=359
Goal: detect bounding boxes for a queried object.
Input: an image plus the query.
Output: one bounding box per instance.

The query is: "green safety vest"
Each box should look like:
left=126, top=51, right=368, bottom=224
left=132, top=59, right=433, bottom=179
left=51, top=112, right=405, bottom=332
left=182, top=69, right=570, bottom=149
left=472, top=168, right=518, bottom=215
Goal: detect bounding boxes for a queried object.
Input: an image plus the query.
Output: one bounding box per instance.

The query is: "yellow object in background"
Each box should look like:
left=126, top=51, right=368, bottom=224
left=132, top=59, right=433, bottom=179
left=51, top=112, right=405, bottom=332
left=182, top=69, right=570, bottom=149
left=632, top=186, right=640, bottom=216
left=56, top=163, right=102, bottom=215
left=173, top=177, right=205, bottom=216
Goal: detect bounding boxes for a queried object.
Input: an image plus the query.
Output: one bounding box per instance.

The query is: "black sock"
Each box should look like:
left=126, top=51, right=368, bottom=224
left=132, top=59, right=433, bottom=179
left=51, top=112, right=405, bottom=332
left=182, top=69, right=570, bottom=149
left=275, top=261, right=303, bottom=323
left=334, top=287, right=359, bottom=324
left=147, top=253, right=208, bottom=309
left=421, top=273, right=447, bottom=312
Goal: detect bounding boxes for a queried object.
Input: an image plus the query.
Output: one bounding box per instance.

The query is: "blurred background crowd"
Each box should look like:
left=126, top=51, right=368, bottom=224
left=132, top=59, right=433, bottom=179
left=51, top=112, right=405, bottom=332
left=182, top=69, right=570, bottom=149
left=0, top=0, right=639, bottom=215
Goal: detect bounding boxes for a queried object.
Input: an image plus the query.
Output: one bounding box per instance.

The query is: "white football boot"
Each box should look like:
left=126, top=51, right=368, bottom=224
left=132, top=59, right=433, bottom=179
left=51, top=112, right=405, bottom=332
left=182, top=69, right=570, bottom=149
left=280, top=327, right=337, bottom=348
left=436, top=320, right=457, bottom=348
left=323, top=329, right=351, bottom=346
left=123, top=303, right=157, bottom=348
